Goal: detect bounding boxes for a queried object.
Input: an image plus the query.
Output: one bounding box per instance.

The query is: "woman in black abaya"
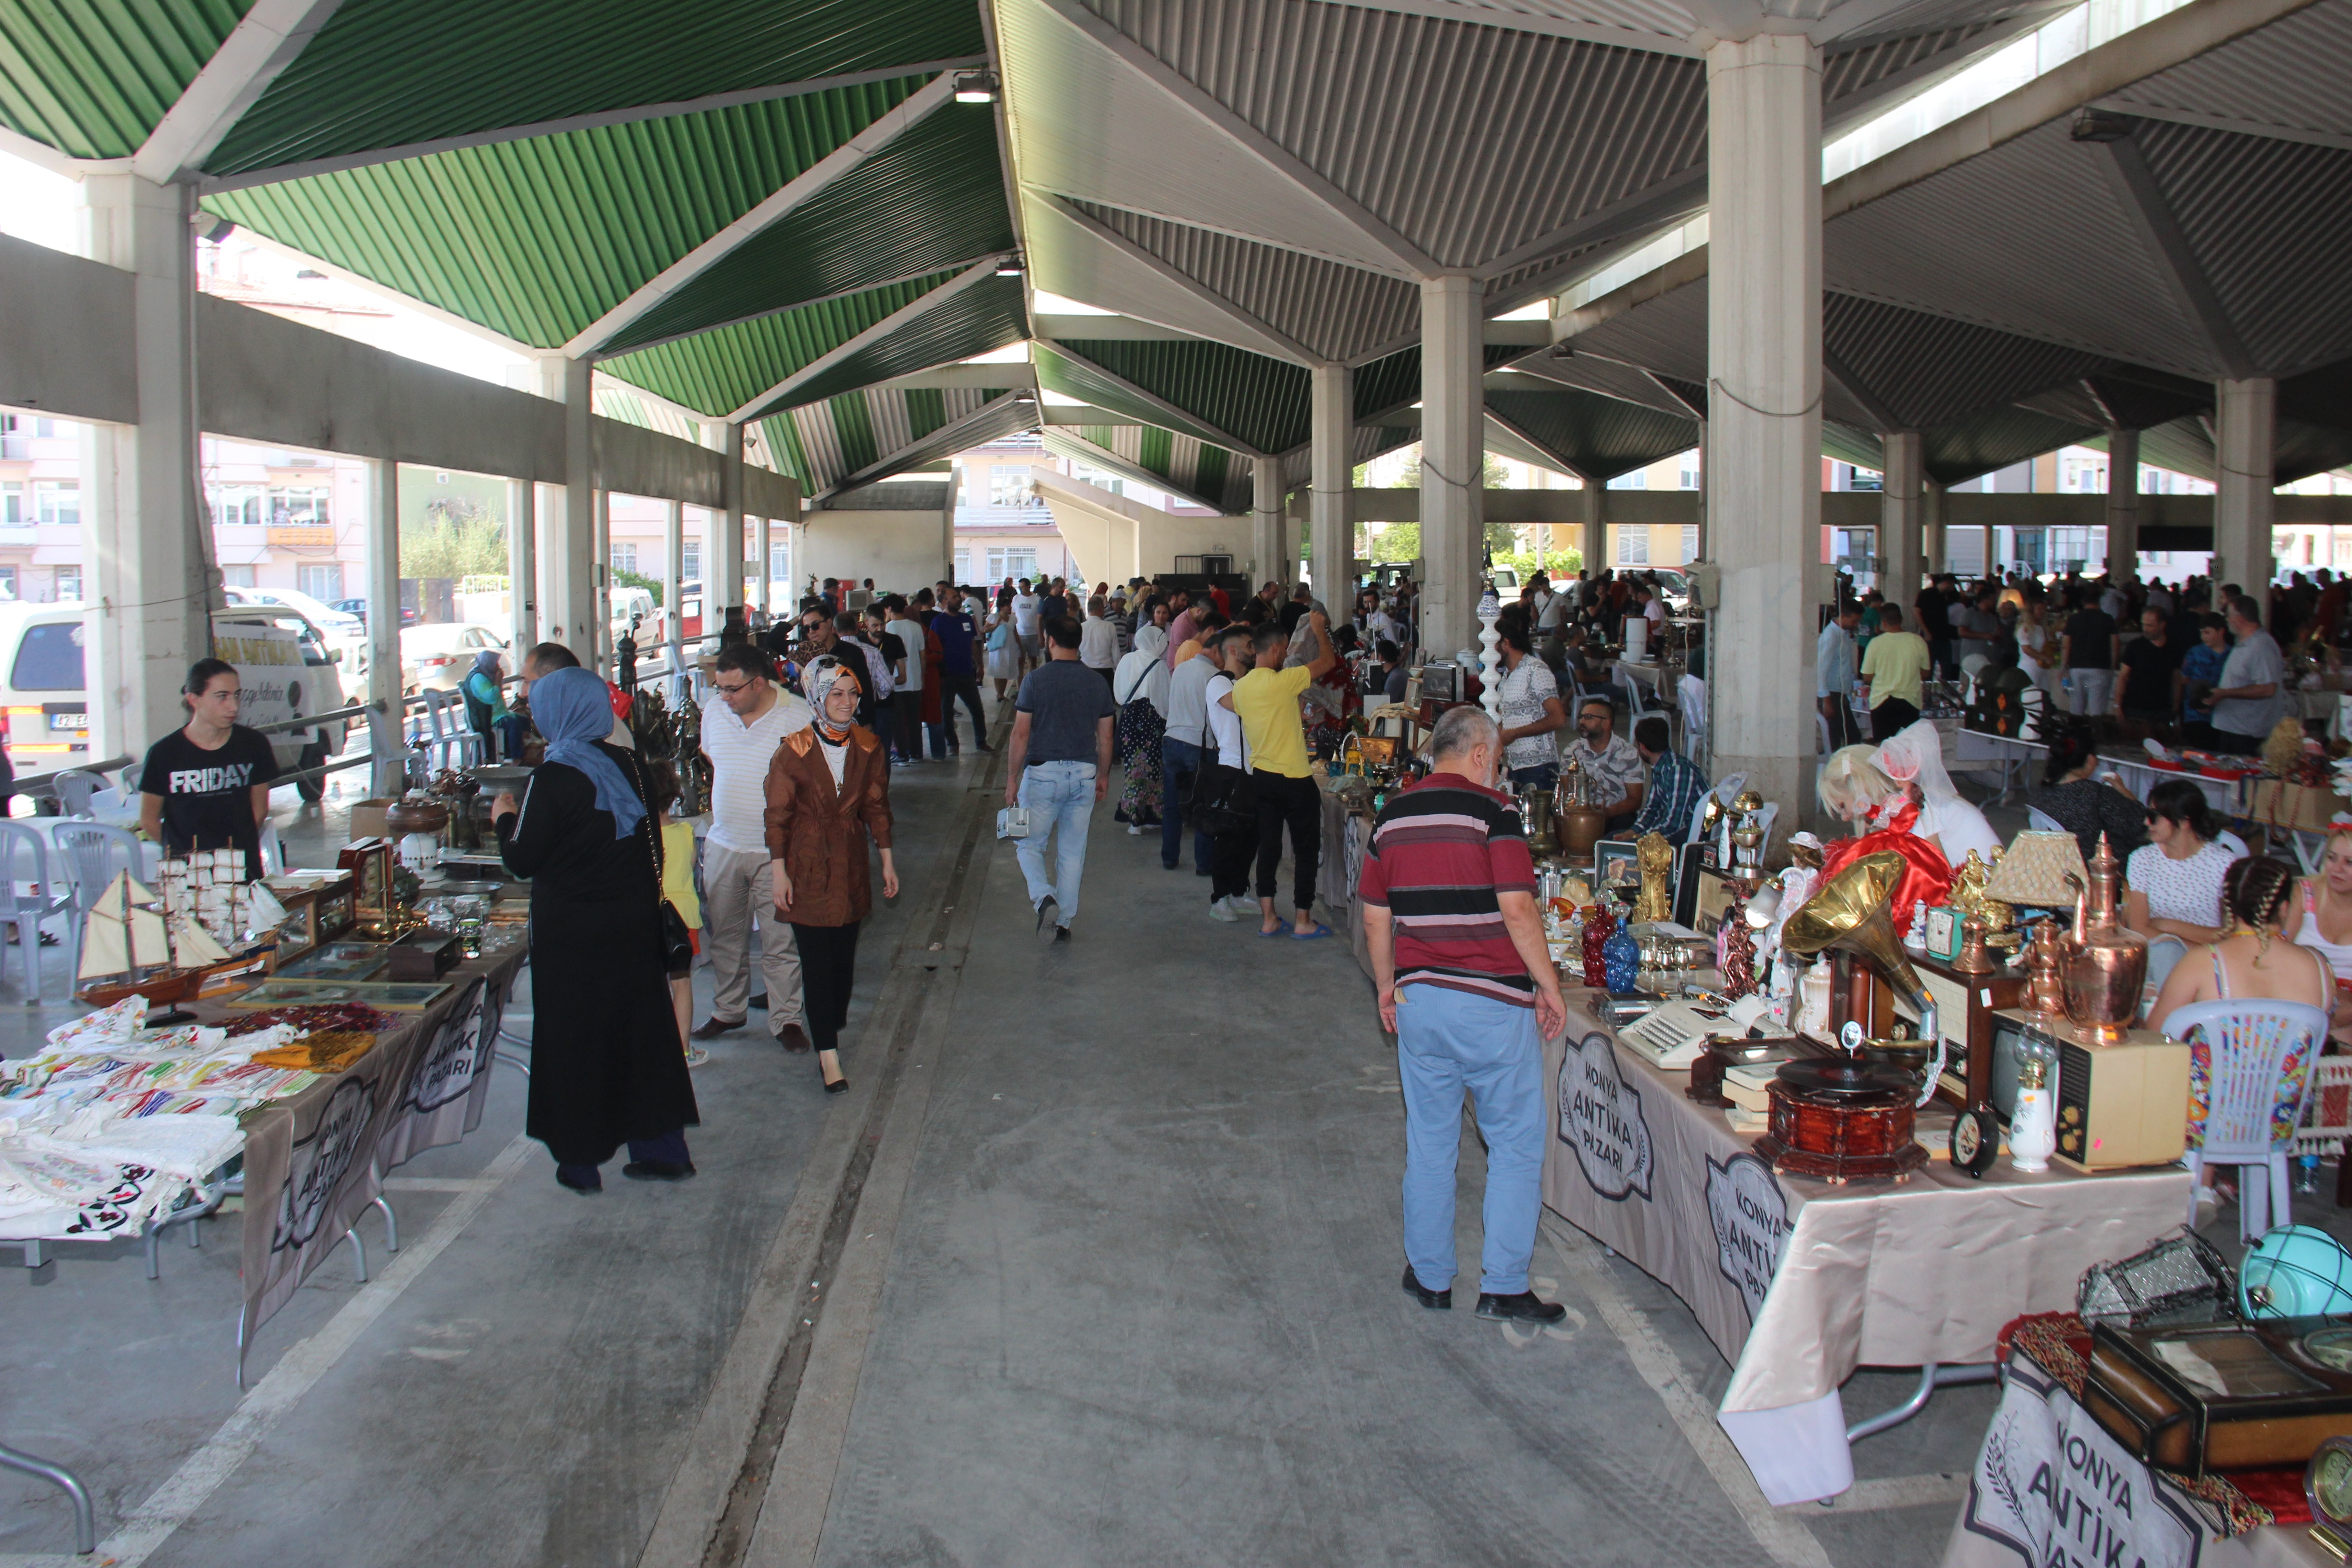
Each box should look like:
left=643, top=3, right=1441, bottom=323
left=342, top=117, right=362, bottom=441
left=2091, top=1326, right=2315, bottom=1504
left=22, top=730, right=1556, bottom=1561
left=491, top=666, right=699, bottom=1192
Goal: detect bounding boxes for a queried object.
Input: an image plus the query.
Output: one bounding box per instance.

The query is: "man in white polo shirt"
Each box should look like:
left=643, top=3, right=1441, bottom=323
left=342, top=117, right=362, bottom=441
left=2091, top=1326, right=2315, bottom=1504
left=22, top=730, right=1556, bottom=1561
left=693, top=641, right=813, bottom=1049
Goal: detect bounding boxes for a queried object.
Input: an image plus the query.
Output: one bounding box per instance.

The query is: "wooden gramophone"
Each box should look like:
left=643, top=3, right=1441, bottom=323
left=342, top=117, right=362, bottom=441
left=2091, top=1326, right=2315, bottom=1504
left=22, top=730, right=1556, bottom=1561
left=1756, top=853, right=1933, bottom=1183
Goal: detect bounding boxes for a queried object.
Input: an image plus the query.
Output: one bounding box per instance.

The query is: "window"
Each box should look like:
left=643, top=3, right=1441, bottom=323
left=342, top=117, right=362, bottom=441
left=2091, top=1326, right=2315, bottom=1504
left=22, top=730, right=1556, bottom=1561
left=33, top=419, right=54, bottom=438
left=986, top=547, right=1038, bottom=581
left=0, top=568, right=17, bottom=601
left=1680, top=525, right=1699, bottom=564
left=10, top=620, right=83, bottom=690
left=0, top=483, right=19, bottom=525
left=990, top=466, right=1034, bottom=507
left=1616, top=529, right=1649, bottom=566
left=212, top=487, right=263, bottom=528
left=267, top=486, right=330, bottom=525
left=953, top=549, right=972, bottom=582
left=1607, top=470, right=1647, bottom=490
left=769, top=541, right=789, bottom=584
left=34, top=482, right=78, bottom=525
left=53, top=567, right=80, bottom=601
left=681, top=541, right=701, bottom=582
left=298, top=563, right=343, bottom=600
left=611, top=543, right=638, bottom=573
left=223, top=564, right=257, bottom=587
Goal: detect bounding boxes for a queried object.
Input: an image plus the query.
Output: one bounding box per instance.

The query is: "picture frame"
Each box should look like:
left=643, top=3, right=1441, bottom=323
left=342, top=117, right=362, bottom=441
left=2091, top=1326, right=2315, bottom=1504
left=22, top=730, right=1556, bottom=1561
left=225, top=979, right=452, bottom=1012
left=1689, top=865, right=1744, bottom=936
left=1593, top=839, right=1641, bottom=891
left=274, top=942, right=392, bottom=983
left=1671, top=846, right=1708, bottom=928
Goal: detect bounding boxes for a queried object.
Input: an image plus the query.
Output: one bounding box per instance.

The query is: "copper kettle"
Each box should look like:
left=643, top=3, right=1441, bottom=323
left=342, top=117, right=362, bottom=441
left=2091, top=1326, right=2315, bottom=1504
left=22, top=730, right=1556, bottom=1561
left=1554, top=760, right=1605, bottom=859
left=2060, top=833, right=2147, bottom=1043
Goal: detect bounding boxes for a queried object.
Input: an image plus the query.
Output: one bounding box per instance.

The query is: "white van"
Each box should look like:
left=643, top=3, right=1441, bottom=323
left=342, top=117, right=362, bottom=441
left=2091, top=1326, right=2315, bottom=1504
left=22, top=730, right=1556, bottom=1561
left=0, top=603, right=342, bottom=800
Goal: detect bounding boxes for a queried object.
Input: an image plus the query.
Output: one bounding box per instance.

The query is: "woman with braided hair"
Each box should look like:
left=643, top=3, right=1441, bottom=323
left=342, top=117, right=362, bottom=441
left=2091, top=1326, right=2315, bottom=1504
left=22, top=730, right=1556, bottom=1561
left=2151, top=855, right=2334, bottom=1213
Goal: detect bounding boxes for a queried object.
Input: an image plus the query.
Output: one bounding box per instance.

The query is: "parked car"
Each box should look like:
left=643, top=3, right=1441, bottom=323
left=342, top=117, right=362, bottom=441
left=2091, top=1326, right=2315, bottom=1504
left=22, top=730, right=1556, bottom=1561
left=225, top=586, right=367, bottom=697
left=401, top=623, right=509, bottom=694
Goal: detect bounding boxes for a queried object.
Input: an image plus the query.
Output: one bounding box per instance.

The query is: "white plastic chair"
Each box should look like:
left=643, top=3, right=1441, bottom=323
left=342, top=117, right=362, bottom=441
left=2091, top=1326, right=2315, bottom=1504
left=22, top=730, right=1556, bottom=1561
left=2026, top=805, right=2065, bottom=835
left=1686, top=771, right=1747, bottom=848
left=47, top=769, right=102, bottom=818
left=0, top=822, right=73, bottom=1001
left=258, top=820, right=286, bottom=877
left=2158, top=997, right=2329, bottom=1242
left=49, top=822, right=143, bottom=983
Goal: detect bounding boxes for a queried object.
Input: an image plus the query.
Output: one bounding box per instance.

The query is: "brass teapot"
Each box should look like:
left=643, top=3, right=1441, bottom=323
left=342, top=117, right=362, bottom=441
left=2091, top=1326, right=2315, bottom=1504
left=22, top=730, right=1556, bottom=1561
left=1553, top=759, right=1605, bottom=859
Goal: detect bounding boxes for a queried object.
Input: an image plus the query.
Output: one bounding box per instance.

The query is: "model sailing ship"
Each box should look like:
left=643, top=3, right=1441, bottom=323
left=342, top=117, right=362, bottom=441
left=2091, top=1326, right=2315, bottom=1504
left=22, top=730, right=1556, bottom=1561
left=77, top=851, right=288, bottom=1011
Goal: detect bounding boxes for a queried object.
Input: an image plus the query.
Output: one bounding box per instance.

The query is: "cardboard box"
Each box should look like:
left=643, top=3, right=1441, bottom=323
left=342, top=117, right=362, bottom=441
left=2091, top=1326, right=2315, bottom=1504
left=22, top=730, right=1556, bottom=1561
left=2240, top=778, right=2337, bottom=835
left=348, top=798, right=397, bottom=839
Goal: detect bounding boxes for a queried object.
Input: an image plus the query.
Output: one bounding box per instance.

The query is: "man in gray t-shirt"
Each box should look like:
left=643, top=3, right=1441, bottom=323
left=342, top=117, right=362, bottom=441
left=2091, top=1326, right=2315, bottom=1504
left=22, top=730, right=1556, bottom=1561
left=2209, top=594, right=2290, bottom=753
left=1004, top=616, right=1117, bottom=941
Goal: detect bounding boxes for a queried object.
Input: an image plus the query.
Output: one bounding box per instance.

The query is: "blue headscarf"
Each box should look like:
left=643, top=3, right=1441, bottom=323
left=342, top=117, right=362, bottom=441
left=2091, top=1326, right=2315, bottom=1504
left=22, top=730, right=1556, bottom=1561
left=529, top=666, right=643, bottom=839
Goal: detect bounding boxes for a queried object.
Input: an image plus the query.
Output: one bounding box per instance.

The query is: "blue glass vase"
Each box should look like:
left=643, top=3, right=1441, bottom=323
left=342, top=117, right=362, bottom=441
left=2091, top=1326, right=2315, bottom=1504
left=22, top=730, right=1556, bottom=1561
left=1603, top=926, right=1640, bottom=992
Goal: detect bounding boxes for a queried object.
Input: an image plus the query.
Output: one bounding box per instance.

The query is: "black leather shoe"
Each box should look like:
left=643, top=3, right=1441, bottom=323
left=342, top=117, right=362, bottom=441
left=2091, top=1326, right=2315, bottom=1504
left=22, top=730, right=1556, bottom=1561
left=1476, top=1291, right=1567, bottom=1324
left=1401, top=1265, right=1451, bottom=1310
left=749, top=993, right=769, bottom=1010
left=622, top=1160, right=696, bottom=1181
left=776, top=1023, right=812, bottom=1053
left=691, top=1016, right=744, bottom=1040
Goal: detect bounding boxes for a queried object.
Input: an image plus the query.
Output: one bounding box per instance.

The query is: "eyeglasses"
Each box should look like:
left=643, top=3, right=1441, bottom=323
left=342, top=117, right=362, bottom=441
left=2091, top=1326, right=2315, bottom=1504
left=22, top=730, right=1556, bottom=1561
left=712, top=679, right=757, bottom=696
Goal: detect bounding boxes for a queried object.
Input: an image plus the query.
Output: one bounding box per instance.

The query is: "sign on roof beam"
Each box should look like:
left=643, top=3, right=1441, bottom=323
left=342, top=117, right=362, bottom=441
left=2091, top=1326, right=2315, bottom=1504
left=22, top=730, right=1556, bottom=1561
left=2088, top=127, right=2258, bottom=381
left=1044, top=196, right=1323, bottom=366
left=1036, top=0, right=1442, bottom=283
left=728, top=256, right=1011, bottom=423
left=134, top=0, right=348, bottom=185
left=198, top=56, right=989, bottom=193
left=563, top=74, right=965, bottom=358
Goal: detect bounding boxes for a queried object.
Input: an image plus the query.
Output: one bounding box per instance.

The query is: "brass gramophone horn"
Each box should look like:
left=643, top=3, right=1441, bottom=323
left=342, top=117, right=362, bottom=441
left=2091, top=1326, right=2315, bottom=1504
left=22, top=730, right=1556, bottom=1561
left=1778, top=852, right=1931, bottom=1018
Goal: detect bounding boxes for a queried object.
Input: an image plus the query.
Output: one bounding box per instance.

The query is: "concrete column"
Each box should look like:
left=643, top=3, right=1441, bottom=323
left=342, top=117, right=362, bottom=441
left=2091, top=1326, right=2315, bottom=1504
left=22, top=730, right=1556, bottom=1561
left=1705, top=30, right=1822, bottom=818
left=1578, top=481, right=1605, bottom=577
left=705, top=420, right=745, bottom=615
left=365, top=459, right=403, bottom=795
left=79, top=174, right=216, bottom=767
left=541, top=355, right=595, bottom=657
left=593, top=488, right=612, bottom=672
left=506, top=477, right=537, bottom=652
left=1310, top=363, right=1354, bottom=616
left=2105, top=427, right=2140, bottom=579
left=754, top=511, right=773, bottom=614
left=1924, top=480, right=1949, bottom=578
left=1252, top=456, right=1286, bottom=588
left=2215, top=377, right=2276, bottom=597
left=1881, top=430, right=1924, bottom=603
left=662, top=499, right=683, bottom=664
left=1421, top=273, right=1484, bottom=657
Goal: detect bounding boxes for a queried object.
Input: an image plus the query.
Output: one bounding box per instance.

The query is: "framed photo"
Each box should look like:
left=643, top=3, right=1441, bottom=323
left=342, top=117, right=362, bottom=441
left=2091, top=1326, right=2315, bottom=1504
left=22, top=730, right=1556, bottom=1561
left=1689, top=866, right=1744, bottom=936
left=274, top=942, right=392, bottom=983
left=1593, top=839, right=1640, bottom=890
left=1671, top=846, right=1708, bottom=927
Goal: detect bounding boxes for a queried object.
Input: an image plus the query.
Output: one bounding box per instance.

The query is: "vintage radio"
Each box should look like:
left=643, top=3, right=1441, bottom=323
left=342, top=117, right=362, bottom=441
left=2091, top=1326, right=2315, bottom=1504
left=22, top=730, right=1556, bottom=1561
left=2085, top=1316, right=2352, bottom=1477
left=1988, top=1009, right=2190, bottom=1172
left=1880, top=952, right=2029, bottom=1112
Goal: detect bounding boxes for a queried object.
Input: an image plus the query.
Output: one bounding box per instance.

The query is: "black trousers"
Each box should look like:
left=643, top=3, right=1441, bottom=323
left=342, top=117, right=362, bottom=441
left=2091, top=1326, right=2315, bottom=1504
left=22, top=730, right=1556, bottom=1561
left=1871, top=697, right=1920, bottom=739
left=1821, top=695, right=1861, bottom=750
left=892, top=690, right=922, bottom=759
left=941, top=672, right=988, bottom=749
left=1252, top=769, right=1322, bottom=913
left=789, top=921, right=860, bottom=1052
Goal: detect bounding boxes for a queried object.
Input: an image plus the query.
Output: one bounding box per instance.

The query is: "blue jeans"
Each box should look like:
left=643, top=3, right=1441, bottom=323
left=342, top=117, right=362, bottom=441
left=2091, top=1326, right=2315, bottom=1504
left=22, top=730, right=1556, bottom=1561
left=1159, top=736, right=1214, bottom=872
left=1014, top=760, right=1097, bottom=926
left=1396, top=984, right=1545, bottom=1295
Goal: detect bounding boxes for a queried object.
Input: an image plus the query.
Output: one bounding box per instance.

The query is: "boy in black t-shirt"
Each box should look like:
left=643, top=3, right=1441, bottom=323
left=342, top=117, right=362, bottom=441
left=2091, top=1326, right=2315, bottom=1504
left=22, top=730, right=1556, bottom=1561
left=138, top=658, right=279, bottom=881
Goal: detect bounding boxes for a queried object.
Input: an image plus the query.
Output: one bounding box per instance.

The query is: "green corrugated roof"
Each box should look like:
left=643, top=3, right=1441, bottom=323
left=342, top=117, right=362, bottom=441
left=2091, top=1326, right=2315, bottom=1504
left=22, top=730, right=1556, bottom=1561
left=1352, top=344, right=1526, bottom=423
left=1485, top=388, right=1697, bottom=483
left=1052, top=338, right=1308, bottom=457
left=745, top=274, right=1028, bottom=420
left=598, top=273, right=959, bottom=416
left=206, top=0, right=984, bottom=175
left=0, top=0, right=246, bottom=158
left=204, top=78, right=928, bottom=350
left=762, top=384, right=1023, bottom=495
left=606, top=105, right=1014, bottom=353
left=1051, top=422, right=1247, bottom=512
left=1033, top=344, right=1244, bottom=455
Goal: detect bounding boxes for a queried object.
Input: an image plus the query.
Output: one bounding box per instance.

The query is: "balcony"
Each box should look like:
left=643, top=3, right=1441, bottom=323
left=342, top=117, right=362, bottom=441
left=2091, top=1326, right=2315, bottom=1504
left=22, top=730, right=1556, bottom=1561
left=266, top=524, right=336, bottom=549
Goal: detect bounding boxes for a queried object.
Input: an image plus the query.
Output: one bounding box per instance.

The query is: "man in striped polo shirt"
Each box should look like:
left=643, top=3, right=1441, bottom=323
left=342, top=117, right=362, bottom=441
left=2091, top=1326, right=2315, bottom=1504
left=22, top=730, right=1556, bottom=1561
left=1360, top=706, right=1568, bottom=1324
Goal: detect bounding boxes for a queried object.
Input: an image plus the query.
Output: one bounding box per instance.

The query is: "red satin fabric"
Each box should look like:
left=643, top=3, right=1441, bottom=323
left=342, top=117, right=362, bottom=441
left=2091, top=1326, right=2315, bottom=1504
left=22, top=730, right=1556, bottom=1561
left=1816, top=805, right=1953, bottom=932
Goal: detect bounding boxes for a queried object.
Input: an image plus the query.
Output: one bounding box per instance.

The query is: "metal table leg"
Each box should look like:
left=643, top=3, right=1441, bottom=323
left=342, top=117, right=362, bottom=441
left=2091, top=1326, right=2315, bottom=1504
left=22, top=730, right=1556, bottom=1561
left=372, top=1194, right=399, bottom=1253
left=0, top=1440, right=96, bottom=1554
left=1845, top=1362, right=1999, bottom=1443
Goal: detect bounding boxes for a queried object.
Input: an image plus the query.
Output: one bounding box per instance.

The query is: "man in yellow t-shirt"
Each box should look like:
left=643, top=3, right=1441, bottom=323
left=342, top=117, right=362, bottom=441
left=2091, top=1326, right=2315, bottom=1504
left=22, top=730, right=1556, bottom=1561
left=1857, top=601, right=1931, bottom=739
left=1228, top=611, right=1340, bottom=938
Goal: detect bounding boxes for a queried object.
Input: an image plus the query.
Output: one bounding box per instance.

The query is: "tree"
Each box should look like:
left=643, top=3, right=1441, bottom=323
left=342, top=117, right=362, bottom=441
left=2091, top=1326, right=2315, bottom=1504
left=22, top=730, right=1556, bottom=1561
left=402, top=505, right=507, bottom=581
left=615, top=567, right=663, bottom=606
left=1368, top=522, right=1419, bottom=563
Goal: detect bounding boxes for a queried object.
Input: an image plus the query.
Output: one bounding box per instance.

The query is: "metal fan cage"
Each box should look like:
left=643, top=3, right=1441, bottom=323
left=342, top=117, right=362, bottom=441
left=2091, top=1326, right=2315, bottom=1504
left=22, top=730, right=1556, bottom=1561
left=2078, top=1229, right=2239, bottom=1329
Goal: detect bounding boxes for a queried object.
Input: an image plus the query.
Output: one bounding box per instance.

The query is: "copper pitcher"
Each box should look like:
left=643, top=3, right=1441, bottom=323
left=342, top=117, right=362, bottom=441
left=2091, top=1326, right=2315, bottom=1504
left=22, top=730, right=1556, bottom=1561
left=2060, top=833, right=2147, bottom=1043
left=1521, top=789, right=1559, bottom=860
left=1554, top=760, right=1605, bottom=859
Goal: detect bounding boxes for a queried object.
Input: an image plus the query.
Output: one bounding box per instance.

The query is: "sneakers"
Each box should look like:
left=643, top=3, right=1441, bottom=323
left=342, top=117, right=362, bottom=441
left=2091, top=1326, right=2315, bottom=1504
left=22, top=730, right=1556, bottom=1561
left=1209, top=898, right=1240, bottom=922
left=1218, top=894, right=1256, bottom=918
left=684, top=1043, right=711, bottom=1067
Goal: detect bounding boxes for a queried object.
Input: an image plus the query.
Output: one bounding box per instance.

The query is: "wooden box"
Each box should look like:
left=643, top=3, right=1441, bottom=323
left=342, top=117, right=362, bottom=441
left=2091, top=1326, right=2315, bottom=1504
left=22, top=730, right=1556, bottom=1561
left=2084, top=1318, right=2352, bottom=1477
left=386, top=930, right=461, bottom=980
left=260, top=872, right=356, bottom=968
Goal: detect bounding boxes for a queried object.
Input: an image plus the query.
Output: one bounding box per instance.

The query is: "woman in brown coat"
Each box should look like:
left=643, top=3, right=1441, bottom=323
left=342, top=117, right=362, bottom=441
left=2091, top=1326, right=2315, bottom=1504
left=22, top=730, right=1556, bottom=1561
left=764, top=654, right=897, bottom=1093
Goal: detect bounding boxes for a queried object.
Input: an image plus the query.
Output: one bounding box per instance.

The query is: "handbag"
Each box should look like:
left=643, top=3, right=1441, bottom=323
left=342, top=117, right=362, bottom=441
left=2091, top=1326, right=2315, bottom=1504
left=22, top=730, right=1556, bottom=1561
left=997, top=805, right=1032, bottom=840
left=986, top=622, right=1009, bottom=652
left=642, top=769, right=695, bottom=973
left=1188, top=762, right=1256, bottom=837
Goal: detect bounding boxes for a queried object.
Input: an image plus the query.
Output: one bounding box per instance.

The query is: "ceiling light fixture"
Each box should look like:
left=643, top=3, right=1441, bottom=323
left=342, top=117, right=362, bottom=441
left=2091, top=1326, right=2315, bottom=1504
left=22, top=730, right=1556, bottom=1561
left=997, top=255, right=1025, bottom=278
left=954, top=71, right=1000, bottom=104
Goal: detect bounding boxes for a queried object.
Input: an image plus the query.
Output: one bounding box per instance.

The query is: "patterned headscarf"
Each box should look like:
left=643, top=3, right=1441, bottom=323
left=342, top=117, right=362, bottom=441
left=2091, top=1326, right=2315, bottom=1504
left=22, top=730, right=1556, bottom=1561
left=802, top=654, right=859, bottom=745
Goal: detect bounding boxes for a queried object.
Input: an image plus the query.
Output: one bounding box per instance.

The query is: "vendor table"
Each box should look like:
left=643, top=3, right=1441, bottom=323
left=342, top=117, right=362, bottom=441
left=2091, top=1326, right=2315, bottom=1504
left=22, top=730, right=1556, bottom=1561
left=1941, top=1323, right=2332, bottom=1568
left=225, top=939, right=527, bottom=1379
left=1319, top=780, right=1374, bottom=975
left=1540, top=998, right=2189, bottom=1506
left=1947, top=728, right=2241, bottom=814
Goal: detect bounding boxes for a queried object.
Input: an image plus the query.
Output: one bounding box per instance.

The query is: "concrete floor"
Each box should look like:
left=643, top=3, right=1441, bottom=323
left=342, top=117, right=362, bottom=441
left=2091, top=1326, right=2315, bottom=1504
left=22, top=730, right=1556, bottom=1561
left=2, top=733, right=2344, bottom=1566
